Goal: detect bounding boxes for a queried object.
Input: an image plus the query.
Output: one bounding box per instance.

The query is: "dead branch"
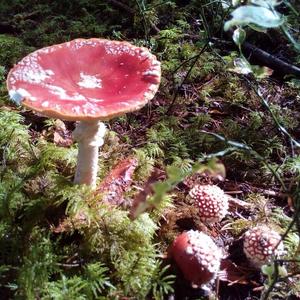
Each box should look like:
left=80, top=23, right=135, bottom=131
left=242, top=41, right=300, bottom=77
left=186, top=35, right=300, bottom=77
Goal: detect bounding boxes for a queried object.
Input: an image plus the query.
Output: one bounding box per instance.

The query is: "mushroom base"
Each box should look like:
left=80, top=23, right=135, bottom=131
left=73, top=120, right=106, bottom=188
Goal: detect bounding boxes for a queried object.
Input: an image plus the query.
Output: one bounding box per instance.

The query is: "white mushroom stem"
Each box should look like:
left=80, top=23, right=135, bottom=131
left=73, top=120, right=106, bottom=188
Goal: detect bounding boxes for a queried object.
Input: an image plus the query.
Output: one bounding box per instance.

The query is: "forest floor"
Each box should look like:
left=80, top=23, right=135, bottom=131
left=1, top=1, right=300, bottom=299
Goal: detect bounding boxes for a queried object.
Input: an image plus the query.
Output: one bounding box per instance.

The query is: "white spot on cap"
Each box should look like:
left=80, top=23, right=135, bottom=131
left=88, top=98, right=104, bottom=103
left=186, top=230, right=222, bottom=275
left=47, top=85, right=86, bottom=101
left=9, top=88, right=32, bottom=105
left=189, top=185, right=229, bottom=224
left=143, top=70, right=160, bottom=77
left=243, top=226, right=284, bottom=268
left=77, top=72, right=102, bottom=89
left=186, top=246, right=193, bottom=255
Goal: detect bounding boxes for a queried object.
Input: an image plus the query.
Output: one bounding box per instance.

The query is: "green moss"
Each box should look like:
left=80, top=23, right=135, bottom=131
left=0, top=34, right=34, bottom=67
left=268, top=104, right=299, bottom=130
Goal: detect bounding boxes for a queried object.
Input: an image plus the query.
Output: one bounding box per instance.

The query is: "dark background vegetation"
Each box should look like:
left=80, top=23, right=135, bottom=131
left=1, top=0, right=300, bottom=299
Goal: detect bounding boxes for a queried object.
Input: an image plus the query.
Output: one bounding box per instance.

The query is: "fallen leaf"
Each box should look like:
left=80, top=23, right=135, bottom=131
left=53, top=120, right=73, bottom=147
left=130, top=167, right=166, bottom=219
left=287, top=195, right=295, bottom=211
left=219, top=259, right=252, bottom=285
left=96, top=157, right=138, bottom=205
left=208, top=109, right=228, bottom=115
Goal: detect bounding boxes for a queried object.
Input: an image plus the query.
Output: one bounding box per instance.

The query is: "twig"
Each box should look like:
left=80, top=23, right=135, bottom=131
left=242, top=41, right=300, bottom=77
left=175, top=32, right=300, bottom=76
left=210, top=36, right=300, bottom=77
left=56, top=262, right=81, bottom=268
left=149, top=21, right=160, bottom=34
left=228, top=197, right=253, bottom=209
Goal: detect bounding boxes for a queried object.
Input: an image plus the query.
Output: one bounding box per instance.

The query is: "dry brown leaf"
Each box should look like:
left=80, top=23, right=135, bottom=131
left=130, top=167, right=166, bottom=219
left=219, top=259, right=252, bottom=285
left=53, top=120, right=73, bottom=147
left=96, top=157, right=138, bottom=205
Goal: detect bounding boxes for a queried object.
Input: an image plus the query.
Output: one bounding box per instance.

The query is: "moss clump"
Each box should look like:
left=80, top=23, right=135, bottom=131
left=0, top=34, right=34, bottom=68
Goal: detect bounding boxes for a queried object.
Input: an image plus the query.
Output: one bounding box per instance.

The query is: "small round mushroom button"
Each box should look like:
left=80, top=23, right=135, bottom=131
left=243, top=226, right=284, bottom=268
left=189, top=185, right=229, bottom=224
left=169, top=230, right=222, bottom=285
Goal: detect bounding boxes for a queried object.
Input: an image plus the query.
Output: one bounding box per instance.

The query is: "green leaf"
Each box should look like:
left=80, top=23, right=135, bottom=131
left=249, top=0, right=281, bottom=8
left=224, top=6, right=284, bottom=31
left=228, top=57, right=253, bottom=75
left=232, top=27, right=246, bottom=47
left=228, top=56, right=273, bottom=78
left=232, top=0, right=241, bottom=6
left=248, top=23, right=268, bottom=32
left=251, top=64, right=273, bottom=78
left=261, top=264, right=274, bottom=277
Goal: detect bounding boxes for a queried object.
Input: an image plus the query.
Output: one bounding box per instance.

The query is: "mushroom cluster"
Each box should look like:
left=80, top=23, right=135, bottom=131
left=243, top=226, right=284, bottom=268
left=189, top=185, right=229, bottom=224
left=170, top=230, right=222, bottom=286
left=7, top=38, right=161, bottom=188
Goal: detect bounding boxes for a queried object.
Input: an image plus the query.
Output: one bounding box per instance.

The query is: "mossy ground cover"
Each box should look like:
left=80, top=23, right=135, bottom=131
left=1, top=1, right=300, bottom=299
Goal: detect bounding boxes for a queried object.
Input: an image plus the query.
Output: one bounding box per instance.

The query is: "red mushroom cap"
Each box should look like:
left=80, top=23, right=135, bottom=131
left=170, top=230, right=222, bottom=285
left=243, top=226, right=284, bottom=268
left=7, top=38, right=161, bottom=121
left=189, top=185, right=229, bottom=224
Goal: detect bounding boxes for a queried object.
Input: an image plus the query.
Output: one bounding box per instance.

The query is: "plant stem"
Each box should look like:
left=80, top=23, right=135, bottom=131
left=73, top=120, right=106, bottom=188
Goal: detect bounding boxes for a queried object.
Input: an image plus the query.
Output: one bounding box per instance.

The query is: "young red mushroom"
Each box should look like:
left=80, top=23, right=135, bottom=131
left=243, top=226, right=284, bottom=268
left=7, top=38, right=161, bottom=188
left=189, top=185, right=229, bottom=224
left=169, top=230, right=222, bottom=286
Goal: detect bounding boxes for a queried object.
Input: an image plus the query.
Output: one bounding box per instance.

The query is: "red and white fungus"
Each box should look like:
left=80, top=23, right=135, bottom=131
left=189, top=185, right=229, bottom=224
left=7, top=39, right=160, bottom=120
left=243, top=226, right=284, bottom=268
left=170, top=230, right=222, bottom=286
left=7, top=38, right=161, bottom=188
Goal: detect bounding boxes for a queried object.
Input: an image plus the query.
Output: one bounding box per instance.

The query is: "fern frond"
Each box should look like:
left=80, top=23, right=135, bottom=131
left=145, top=142, right=165, bottom=159
left=134, top=149, right=155, bottom=181
left=151, top=262, right=175, bottom=300
left=42, top=275, right=87, bottom=300
left=37, top=141, right=77, bottom=172
left=17, top=228, right=59, bottom=300
left=83, top=262, right=115, bottom=298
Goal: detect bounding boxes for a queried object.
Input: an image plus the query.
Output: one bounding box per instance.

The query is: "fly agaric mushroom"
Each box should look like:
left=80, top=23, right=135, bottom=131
left=243, top=226, right=284, bottom=268
left=169, top=230, right=222, bottom=285
left=189, top=185, right=229, bottom=224
left=7, top=38, right=161, bottom=188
